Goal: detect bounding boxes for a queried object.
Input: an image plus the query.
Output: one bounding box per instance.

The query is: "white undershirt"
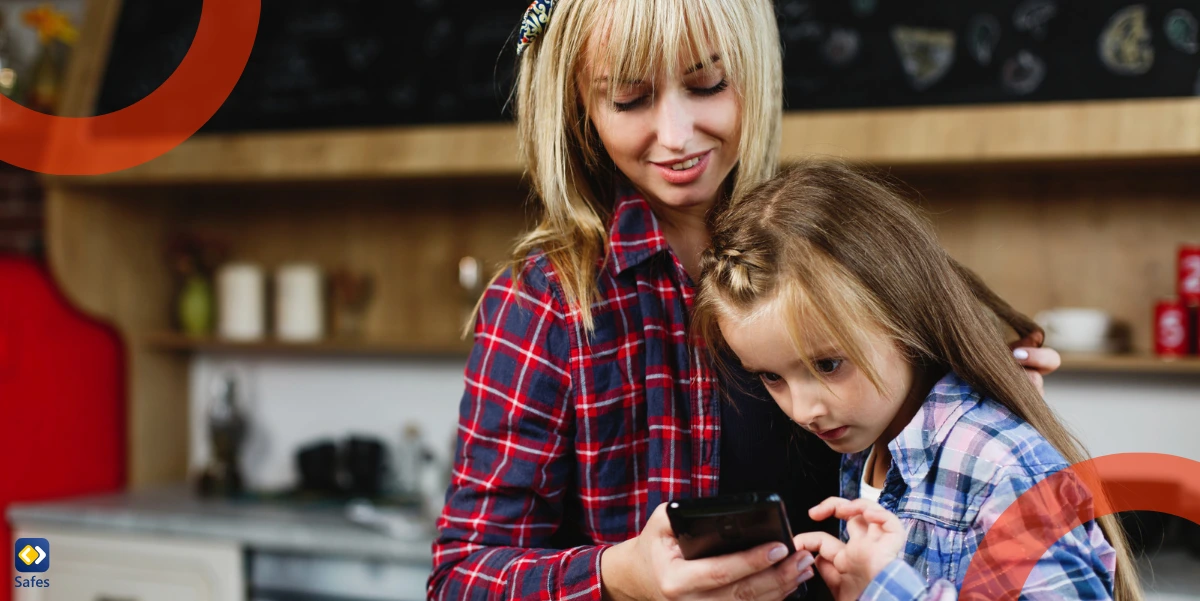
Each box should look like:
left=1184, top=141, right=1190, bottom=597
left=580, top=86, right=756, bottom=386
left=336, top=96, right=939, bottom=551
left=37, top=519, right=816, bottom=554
left=860, top=448, right=884, bottom=504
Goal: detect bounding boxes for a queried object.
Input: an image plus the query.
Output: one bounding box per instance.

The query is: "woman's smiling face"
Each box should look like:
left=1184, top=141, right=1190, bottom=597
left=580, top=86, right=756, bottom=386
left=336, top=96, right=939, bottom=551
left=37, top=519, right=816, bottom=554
left=579, top=40, right=742, bottom=214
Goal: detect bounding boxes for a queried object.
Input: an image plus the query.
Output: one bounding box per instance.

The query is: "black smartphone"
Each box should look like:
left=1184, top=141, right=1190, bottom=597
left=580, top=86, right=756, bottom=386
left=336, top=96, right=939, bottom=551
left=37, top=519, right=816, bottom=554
left=666, top=492, right=796, bottom=560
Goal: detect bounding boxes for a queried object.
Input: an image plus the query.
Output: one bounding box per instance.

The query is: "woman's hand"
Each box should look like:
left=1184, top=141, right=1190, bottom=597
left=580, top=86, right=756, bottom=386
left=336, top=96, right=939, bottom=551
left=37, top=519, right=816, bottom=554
left=601, top=503, right=816, bottom=601
left=793, top=497, right=905, bottom=601
left=1010, top=331, right=1061, bottom=395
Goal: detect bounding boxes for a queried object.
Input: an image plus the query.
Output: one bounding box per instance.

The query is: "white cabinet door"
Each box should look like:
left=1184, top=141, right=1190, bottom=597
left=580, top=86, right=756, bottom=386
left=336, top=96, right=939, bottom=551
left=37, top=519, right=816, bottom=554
left=13, top=527, right=244, bottom=601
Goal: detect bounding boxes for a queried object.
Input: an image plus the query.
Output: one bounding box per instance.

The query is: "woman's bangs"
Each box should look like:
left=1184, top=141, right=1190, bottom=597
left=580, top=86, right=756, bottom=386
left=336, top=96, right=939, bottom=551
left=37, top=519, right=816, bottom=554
left=593, top=0, right=739, bottom=98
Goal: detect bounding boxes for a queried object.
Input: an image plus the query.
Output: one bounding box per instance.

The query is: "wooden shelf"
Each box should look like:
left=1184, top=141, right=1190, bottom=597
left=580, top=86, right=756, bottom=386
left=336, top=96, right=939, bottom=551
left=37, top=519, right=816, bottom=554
left=144, top=332, right=471, bottom=358
left=142, top=333, right=1200, bottom=374
left=778, top=97, right=1200, bottom=167
left=1059, top=354, right=1200, bottom=375
left=49, top=123, right=521, bottom=186
left=44, top=97, right=1200, bottom=186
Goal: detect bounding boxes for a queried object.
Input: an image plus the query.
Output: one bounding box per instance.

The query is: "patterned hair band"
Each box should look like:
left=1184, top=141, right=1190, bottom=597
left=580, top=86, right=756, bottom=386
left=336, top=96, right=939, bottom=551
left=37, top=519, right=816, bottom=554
left=517, top=0, right=555, bottom=56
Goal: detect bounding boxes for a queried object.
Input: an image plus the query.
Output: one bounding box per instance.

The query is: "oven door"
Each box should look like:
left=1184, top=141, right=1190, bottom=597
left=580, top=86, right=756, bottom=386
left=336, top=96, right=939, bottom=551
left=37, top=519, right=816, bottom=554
left=249, top=551, right=429, bottom=601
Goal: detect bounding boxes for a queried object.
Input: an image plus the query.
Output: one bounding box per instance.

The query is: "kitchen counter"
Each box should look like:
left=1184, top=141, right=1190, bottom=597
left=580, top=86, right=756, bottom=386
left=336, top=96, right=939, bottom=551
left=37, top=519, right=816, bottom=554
left=6, top=485, right=434, bottom=564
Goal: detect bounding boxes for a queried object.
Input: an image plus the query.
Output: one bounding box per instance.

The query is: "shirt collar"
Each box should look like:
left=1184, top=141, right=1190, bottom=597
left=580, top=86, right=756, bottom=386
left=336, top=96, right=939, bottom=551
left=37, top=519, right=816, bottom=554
left=885, top=371, right=983, bottom=487
left=606, top=189, right=671, bottom=277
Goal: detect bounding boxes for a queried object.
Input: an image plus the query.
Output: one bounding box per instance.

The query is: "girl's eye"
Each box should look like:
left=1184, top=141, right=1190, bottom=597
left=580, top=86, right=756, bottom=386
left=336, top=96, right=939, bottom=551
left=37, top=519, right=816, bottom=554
left=691, top=78, right=728, bottom=97
left=813, top=358, right=844, bottom=376
left=758, top=372, right=783, bottom=387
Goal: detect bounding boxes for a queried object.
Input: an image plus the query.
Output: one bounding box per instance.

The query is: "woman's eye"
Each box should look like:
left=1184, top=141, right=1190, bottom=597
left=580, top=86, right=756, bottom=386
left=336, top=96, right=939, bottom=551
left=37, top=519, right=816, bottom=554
left=612, top=96, right=648, bottom=112
left=758, top=372, right=783, bottom=386
left=813, top=358, right=844, bottom=376
left=691, top=78, right=728, bottom=97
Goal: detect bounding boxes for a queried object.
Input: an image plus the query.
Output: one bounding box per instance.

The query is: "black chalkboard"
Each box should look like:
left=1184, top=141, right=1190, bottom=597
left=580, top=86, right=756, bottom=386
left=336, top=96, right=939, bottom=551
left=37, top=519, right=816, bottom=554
left=778, top=0, right=1200, bottom=110
left=96, top=0, right=525, bottom=132
left=95, top=1, right=1200, bottom=132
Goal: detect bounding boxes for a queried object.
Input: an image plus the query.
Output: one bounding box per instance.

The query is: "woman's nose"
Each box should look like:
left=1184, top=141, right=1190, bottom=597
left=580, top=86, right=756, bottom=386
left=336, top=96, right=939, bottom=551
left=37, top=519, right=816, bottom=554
left=654, top=92, right=694, bottom=152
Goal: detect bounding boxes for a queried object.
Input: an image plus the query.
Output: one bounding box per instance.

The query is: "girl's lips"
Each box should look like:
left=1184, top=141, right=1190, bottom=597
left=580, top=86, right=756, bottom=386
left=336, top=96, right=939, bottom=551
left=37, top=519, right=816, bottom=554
left=816, top=426, right=848, bottom=441
left=652, top=150, right=711, bottom=185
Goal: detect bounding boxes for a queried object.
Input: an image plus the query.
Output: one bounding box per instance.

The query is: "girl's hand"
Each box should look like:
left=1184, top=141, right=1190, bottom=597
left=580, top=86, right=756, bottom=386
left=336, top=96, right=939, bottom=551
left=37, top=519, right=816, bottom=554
left=601, top=503, right=815, bottom=601
left=1011, top=341, right=1061, bottom=397
left=793, top=497, right=905, bottom=601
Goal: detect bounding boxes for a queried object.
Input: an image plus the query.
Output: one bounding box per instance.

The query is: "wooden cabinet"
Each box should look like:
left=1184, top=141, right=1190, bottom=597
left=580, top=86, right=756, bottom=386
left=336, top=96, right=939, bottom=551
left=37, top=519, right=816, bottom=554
left=12, top=528, right=243, bottom=601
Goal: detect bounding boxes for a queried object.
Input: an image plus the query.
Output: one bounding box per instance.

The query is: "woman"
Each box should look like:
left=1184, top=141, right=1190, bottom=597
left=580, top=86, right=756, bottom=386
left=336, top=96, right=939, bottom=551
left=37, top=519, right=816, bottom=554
left=429, top=1, right=1061, bottom=599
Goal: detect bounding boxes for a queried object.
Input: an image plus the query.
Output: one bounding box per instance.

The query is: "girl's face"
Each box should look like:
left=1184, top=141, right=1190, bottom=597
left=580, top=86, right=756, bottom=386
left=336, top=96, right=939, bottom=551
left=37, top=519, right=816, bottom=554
left=718, top=298, right=916, bottom=454
left=580, top=46, right=742, bottom=214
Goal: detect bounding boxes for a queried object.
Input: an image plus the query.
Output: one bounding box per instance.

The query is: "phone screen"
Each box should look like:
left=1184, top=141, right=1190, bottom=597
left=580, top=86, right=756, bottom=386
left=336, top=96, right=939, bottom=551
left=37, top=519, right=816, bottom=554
left=666, top=492, right=796, bottom=560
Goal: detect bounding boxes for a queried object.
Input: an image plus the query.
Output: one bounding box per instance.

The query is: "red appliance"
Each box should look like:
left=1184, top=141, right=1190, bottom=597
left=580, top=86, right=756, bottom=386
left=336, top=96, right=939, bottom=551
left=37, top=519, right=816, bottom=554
left=0, top=256, right=126, bottom=601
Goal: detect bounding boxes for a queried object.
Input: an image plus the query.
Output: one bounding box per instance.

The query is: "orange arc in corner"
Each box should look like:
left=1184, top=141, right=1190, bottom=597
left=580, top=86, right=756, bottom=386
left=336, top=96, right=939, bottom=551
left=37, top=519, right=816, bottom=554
left=961, top=452, right=1200, bottom=599
left=0, top=0, right=260, bottom=175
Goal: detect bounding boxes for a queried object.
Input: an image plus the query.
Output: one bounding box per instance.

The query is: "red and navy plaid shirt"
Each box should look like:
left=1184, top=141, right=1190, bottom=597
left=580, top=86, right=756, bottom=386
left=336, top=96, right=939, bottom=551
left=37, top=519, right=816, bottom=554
left=430, top=191, right=722, bottom=600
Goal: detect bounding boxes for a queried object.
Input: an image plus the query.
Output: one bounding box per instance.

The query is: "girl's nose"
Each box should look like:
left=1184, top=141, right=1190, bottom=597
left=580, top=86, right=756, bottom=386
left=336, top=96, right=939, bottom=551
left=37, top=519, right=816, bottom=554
left=789, top=389, right=828, bottom=426
left=654, top=92, right=694, bottom=152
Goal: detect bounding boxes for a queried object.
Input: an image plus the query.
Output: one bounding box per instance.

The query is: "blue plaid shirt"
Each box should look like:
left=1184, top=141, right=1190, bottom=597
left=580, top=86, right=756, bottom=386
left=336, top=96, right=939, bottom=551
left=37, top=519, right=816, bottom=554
left=842, top=372, right=1117, bottom=600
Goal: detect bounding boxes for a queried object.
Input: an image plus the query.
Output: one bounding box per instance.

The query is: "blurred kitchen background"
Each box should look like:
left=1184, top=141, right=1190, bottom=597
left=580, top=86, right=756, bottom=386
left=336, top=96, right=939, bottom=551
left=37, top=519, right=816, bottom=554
left=3, top=0, right=1200, bottom=600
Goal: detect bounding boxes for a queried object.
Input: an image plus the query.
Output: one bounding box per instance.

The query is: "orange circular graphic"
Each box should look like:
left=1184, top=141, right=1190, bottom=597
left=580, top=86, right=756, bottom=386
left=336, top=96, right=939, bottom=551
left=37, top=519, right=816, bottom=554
left=0, top=0, right=259, bottom=175
left=961, top=452, right=1200, bottom=599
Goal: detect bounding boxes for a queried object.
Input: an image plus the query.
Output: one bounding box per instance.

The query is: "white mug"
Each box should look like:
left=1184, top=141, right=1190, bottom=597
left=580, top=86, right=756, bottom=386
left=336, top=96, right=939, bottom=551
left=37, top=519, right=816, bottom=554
left=217, top=263, right=265, bottom=341
left=275, top=263, right=324, bottom=342
left=1034, top=308, right=1112, bottom=354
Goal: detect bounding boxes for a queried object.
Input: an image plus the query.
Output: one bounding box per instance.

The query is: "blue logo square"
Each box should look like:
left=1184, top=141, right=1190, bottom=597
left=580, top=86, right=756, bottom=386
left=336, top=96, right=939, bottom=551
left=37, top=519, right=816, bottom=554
left=14, top=538, right=49, bottom=573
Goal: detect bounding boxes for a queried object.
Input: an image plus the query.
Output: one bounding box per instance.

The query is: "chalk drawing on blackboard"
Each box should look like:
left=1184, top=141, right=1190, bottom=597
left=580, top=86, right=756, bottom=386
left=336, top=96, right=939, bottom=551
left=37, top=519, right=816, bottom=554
left=1013, top=0, right=1057, bottom=41
left=850, top=0, right=877, bottom=18
left=1099, top=5, right=1154, bottom=76
left=779, top=0, right=821, bottom=47
left=1166, top=9, right=1199, bottom=55
left=892, top=27, right=955, bottom=91
left=967, top=14, right=1002, bottom=66
left=823, top=28, right=860, bottom=67
left=1001, top=50, right=1045, bottom=95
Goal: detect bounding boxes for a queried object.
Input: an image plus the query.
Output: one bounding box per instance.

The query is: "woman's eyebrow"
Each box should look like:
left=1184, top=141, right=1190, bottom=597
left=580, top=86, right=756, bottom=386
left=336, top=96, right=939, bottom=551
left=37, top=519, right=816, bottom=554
left=591, top=76, right=646, bottom=86
left=685, top=55, right=722, bottom=74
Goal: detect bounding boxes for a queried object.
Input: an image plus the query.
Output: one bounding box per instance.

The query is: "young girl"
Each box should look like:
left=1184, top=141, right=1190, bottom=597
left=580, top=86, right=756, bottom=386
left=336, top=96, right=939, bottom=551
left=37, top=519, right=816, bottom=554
left=431, top=1, right=1063, bottom=599
left=694, top=161, right=1140, bottom=600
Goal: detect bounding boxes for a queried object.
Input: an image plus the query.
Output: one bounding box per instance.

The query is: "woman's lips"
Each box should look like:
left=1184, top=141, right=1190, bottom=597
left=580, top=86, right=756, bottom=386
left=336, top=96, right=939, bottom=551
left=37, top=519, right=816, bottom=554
left=652, top=150, right=711, bottom=185
left=816, top=426, right=848, bottom=441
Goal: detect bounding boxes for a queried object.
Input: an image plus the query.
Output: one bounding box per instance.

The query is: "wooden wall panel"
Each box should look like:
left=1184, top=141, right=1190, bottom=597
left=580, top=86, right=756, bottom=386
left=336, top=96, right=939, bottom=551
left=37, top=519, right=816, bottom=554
left=167, top=180, right=531, bottom=348
left=901, top=167, right=1199, bottom=355
left=44, top=187, right=189, bottom=488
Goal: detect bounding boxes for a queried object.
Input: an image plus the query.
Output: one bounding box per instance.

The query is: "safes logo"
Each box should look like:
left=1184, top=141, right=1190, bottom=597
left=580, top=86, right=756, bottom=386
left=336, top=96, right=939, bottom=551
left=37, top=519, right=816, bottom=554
left=13, top=538, right=49, bottom=589
left=14, top=538, right=49, bottom=572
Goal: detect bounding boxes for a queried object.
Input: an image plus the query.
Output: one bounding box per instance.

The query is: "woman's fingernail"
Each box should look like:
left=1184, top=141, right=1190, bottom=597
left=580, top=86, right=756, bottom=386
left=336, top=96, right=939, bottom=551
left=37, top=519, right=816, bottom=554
left=798, top=567, right=814, bottom=584
left=768, top=545, right=788, bottom=562
left=1013, top=349, right=1030, bottom=360
left=797, top=554, right=814, bottom=571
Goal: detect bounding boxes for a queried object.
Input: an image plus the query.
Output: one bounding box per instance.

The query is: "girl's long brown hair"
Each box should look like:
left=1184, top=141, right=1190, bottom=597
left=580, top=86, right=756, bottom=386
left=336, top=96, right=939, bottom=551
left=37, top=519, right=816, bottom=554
left=693, top=160, right=1140, bottom=601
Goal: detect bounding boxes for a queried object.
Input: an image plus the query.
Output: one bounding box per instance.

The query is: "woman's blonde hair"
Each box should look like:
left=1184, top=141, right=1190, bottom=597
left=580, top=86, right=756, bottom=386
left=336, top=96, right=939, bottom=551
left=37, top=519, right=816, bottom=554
left=693, top=160, right=1142, bottom=601
left=507, top=0, right=782, bottom=330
